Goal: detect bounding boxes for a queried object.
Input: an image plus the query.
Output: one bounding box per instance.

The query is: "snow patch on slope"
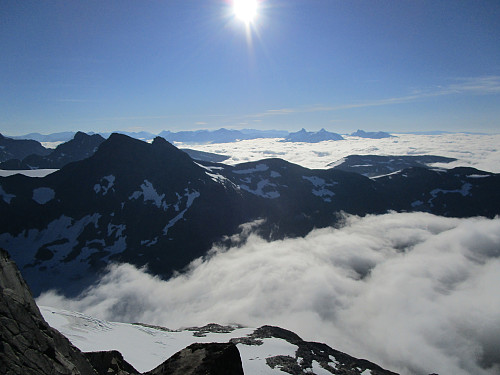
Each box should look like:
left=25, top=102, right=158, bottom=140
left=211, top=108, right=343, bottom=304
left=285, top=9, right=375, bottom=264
left=0, top=214, right=100, bottom=269
left=0, top=184, right=15, bottom=203
left=429, top=183, right=473, bottom=206
left=32, top=187, right=55, bottom=204
left=240, top=179, right=280, bottom=199
left=163, top=189, right=200, bottom=235
left=302, top=176, right=337, bottom=202
left=129, top=180, right=169, bottom=210
left=195, top=162, right=234, bottom=185
left=94, top=175, right=115, bottom=195
left=0, top=169, right=58, bottom=177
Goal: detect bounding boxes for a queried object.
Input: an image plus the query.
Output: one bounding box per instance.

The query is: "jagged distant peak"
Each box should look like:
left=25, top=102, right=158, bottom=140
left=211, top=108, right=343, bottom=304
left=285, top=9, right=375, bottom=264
left=284, top=128, right=344, bottom=143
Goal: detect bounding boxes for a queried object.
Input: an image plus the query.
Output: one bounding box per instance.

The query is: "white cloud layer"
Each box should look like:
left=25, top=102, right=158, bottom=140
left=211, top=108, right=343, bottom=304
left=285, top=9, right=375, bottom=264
left=182, top=133, right=500, bottom=173
left=38, top=212, right=500, bottom=375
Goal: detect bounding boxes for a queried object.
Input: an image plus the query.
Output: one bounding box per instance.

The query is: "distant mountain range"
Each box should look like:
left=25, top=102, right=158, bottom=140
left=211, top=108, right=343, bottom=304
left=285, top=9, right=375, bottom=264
left=1, top=133, right=499, bottom=297
left=350, top=129, right=393, bottom=139
left=6, top=128, right=395, bottom=145
left=282, top=128, right=344, bottom=143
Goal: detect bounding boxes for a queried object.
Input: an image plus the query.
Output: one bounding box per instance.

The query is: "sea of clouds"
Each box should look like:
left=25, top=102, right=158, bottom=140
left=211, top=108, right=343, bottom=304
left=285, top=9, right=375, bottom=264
left=182, top=133, right=500, bottom=173
left=38, top=212, right=500, bottom=375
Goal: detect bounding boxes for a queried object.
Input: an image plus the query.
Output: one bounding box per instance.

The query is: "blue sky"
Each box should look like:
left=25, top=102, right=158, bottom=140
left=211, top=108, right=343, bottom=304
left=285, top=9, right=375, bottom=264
left=1, top=0, right=500, bottom=135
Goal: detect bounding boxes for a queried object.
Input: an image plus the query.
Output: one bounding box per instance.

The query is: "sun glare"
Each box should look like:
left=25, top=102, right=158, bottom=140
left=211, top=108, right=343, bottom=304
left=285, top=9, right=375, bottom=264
left=233, top=0, right=259, bottom=24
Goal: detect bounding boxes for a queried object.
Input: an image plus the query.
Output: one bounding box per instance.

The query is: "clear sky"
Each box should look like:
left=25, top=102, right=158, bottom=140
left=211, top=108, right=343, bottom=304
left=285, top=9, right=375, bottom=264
left=1, top=0, right=500, bottom=136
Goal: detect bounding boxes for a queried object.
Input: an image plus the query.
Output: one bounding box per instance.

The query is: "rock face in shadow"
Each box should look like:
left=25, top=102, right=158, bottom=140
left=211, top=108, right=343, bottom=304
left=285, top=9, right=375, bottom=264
left=0, top=133, right=50, bottom=162
left=84, top=351, right=140, bottom=375
left=0, top=131, right=105, bottom=170
left=145, top=342, right=244, bottom=375
left=0, top=247, right=245, bottom=375
left=0, top=248, right=97, bottom=375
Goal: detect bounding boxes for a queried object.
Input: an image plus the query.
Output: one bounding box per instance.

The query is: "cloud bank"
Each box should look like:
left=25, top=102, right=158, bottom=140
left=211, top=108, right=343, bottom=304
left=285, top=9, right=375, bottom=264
left=38, top=212, right=500, bottom=375
left=184, top=133, right=500, bottom=173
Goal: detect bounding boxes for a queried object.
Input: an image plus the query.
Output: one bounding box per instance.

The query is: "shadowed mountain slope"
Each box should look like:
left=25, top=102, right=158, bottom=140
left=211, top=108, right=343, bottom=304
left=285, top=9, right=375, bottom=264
left=0, top=134, right=499, bottom=296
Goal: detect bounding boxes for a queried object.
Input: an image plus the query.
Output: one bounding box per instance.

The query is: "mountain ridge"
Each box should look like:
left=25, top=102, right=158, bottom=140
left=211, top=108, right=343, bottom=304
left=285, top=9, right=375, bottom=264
left=0, top=132, right=105, bottom=170
left=1, top=134, right=499, bottom=296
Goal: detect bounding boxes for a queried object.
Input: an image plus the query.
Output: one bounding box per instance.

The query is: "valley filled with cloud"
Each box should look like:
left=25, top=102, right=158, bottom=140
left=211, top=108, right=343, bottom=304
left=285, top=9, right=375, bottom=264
left=38, top=211, right=500, bottom=375
left=184, top=133, right=500, bottom=173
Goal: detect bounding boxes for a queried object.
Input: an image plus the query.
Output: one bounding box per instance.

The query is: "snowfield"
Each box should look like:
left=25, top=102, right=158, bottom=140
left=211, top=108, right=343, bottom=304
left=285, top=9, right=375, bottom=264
left=41, top=306, right=299, bottom=374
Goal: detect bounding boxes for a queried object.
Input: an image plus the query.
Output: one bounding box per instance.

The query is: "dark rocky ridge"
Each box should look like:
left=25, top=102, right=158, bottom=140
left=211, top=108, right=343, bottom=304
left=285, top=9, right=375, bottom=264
left=230, top=326, right=398, bottom=375
left=0, top=133, right=50, bottom=163
left=0, top=132, right=105, bottom=170
left=329, top=154, right=457, bottom=177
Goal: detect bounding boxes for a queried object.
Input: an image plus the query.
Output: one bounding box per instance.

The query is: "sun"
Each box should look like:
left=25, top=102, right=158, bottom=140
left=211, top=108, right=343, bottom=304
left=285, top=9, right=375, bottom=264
left=233, top=0, right=259, bottom=24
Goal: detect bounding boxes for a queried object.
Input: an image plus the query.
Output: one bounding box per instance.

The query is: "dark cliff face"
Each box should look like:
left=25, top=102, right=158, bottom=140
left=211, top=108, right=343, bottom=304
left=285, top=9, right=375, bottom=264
left=0, top=248, right=97, bottom=375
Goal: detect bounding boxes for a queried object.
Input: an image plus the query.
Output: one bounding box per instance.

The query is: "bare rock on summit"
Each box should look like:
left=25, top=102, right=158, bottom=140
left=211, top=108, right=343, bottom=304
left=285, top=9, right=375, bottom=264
left=0, top=248, right=97, bottom=375
left=85, top=351, right=140, bottom=375
left=145, top=342, right=244, bottom=375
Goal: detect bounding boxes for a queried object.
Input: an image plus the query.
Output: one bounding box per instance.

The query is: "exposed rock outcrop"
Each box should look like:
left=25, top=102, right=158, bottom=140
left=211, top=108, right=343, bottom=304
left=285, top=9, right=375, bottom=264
left=84, top=351, right=140, bottom=375
left=231, top=325, right=399, bottom=375
left=145, top=342, right=244, bottom=375
left=0, top=248, right=97, bottom=375
left=0, top=247, right=245, bottom=375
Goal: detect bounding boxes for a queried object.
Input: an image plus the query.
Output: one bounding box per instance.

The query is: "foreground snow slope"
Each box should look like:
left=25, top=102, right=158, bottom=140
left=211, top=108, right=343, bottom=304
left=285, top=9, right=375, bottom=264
left=41, top=306, right=388, bottom=375
left=41, top=306, right=297, bottom=374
